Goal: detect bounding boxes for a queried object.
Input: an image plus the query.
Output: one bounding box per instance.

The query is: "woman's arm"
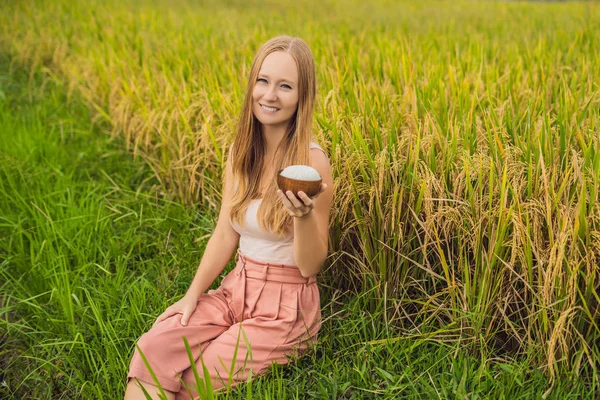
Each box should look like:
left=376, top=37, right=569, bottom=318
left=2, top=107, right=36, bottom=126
left=184, top=147, right=240, bottom=300
left=282, top=148, right=334, bottom=278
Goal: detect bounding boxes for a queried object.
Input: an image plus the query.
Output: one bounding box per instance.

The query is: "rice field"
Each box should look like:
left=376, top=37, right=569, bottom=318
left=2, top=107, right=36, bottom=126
left=1, top=0, right=599, bottom=397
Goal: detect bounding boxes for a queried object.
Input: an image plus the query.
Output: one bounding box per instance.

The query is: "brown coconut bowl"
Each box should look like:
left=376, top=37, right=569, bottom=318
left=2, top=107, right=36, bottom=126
left=277, top=169, right=323, bottom=198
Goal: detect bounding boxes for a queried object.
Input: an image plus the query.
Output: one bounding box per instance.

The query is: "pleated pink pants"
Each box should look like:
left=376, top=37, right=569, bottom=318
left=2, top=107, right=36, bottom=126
left=127, top=250, right=321, bottom=399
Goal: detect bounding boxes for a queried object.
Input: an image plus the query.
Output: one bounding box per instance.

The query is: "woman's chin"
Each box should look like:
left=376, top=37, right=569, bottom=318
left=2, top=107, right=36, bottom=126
left=255, top=116, right=290, bottom=128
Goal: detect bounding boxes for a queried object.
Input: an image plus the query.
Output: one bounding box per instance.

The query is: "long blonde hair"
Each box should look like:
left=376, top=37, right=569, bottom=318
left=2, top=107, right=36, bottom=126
left=229, top=36, right=317, bottom=236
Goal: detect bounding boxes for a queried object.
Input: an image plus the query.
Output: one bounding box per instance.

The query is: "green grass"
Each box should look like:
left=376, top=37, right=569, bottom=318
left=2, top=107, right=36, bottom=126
left=0, top=59, right=215, bottom=398
left=0, top=57, right=597, bottom=399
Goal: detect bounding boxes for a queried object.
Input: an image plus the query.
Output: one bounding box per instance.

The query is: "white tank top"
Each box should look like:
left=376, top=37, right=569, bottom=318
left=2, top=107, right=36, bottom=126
left=230, top=141, right=327, bottom=266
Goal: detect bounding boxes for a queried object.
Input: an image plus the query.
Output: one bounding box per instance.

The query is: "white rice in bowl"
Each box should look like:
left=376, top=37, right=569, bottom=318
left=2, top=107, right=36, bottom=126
left=279, top=165, right=321, bottom=181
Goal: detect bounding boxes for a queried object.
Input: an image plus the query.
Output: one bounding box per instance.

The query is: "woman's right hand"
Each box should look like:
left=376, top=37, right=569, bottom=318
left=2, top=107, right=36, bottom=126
left=153, top=294, right=199, bottom=327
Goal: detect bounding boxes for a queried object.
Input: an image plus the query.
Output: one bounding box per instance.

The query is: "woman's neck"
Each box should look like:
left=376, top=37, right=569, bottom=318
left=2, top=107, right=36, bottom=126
left=262, top=123, right=287, bottom=159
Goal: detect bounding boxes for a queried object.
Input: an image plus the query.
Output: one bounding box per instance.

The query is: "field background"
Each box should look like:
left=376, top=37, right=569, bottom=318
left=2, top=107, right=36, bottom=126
left=1, top=0, right=599, bottom=398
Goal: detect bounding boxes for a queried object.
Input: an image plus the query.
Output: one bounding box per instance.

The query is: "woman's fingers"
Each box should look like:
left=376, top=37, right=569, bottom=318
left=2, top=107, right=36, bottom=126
left=310, top=183, right=327, bottom=200
left=283, top=192, right=306, bottom=217
left=278, top=190, right=294, bottom=208
left=298, top=183, right=327, bottom=203
left=285, top=190, right=303, bottom=208
left=278, top=185, right=327, bottom=217
left=290, top=191, right=310, bottom=208
left=153, top=307, right=176, bottom=327
left=153, top=313, right=168, bottom=327
left=180, top=309, right=191, bottom=326
left=319, top=183, right=327, bottom=195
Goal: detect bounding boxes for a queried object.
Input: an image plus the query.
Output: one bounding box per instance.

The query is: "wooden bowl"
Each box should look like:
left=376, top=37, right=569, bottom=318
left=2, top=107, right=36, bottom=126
left=277, top=169, right=322, bottom=198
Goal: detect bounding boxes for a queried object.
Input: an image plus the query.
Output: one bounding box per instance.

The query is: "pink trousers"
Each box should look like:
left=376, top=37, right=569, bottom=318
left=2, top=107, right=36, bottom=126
left=127, top=250, right=321, bottom=399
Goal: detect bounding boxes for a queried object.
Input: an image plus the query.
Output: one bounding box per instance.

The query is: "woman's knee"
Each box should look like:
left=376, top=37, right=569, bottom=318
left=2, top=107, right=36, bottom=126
left=134, top=318, right=180, bottom=361
left=134, top=331, right=159, bottom=360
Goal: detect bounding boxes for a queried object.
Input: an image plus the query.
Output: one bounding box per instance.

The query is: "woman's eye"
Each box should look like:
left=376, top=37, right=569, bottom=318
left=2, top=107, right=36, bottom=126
left=281, top=84, right=292, bottom=89
left=257, top=78, right=268, bottom=83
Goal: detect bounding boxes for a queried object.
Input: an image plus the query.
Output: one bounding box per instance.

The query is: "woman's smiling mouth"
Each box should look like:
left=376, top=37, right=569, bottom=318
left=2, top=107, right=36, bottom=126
left=260, top=104, right=280, bottom=113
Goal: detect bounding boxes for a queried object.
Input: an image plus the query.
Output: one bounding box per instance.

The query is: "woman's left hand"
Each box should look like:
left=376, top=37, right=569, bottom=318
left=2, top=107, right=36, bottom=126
left=278, top=183, right=327, bottom=219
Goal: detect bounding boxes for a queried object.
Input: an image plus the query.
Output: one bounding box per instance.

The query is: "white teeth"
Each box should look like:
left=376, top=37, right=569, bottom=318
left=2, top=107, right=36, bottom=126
left=261, top=105, right=278, bottom=112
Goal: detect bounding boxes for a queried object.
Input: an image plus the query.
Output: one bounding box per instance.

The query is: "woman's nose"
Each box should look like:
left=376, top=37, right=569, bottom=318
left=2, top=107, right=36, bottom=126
left=263, top=85, right=277, bottom=101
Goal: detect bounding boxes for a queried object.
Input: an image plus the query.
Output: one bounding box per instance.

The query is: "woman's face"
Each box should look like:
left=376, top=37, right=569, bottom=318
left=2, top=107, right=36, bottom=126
left=252, top=51, right=299, bottom=129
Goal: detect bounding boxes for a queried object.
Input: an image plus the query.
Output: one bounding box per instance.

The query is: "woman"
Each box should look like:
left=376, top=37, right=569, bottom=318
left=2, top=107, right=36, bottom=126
left=124, top=36, right=333, bottom=400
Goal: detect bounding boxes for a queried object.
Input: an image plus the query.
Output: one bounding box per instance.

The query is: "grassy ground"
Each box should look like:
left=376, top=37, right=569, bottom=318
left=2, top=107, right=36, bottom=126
left=0, top=60, right=596, bottom=398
